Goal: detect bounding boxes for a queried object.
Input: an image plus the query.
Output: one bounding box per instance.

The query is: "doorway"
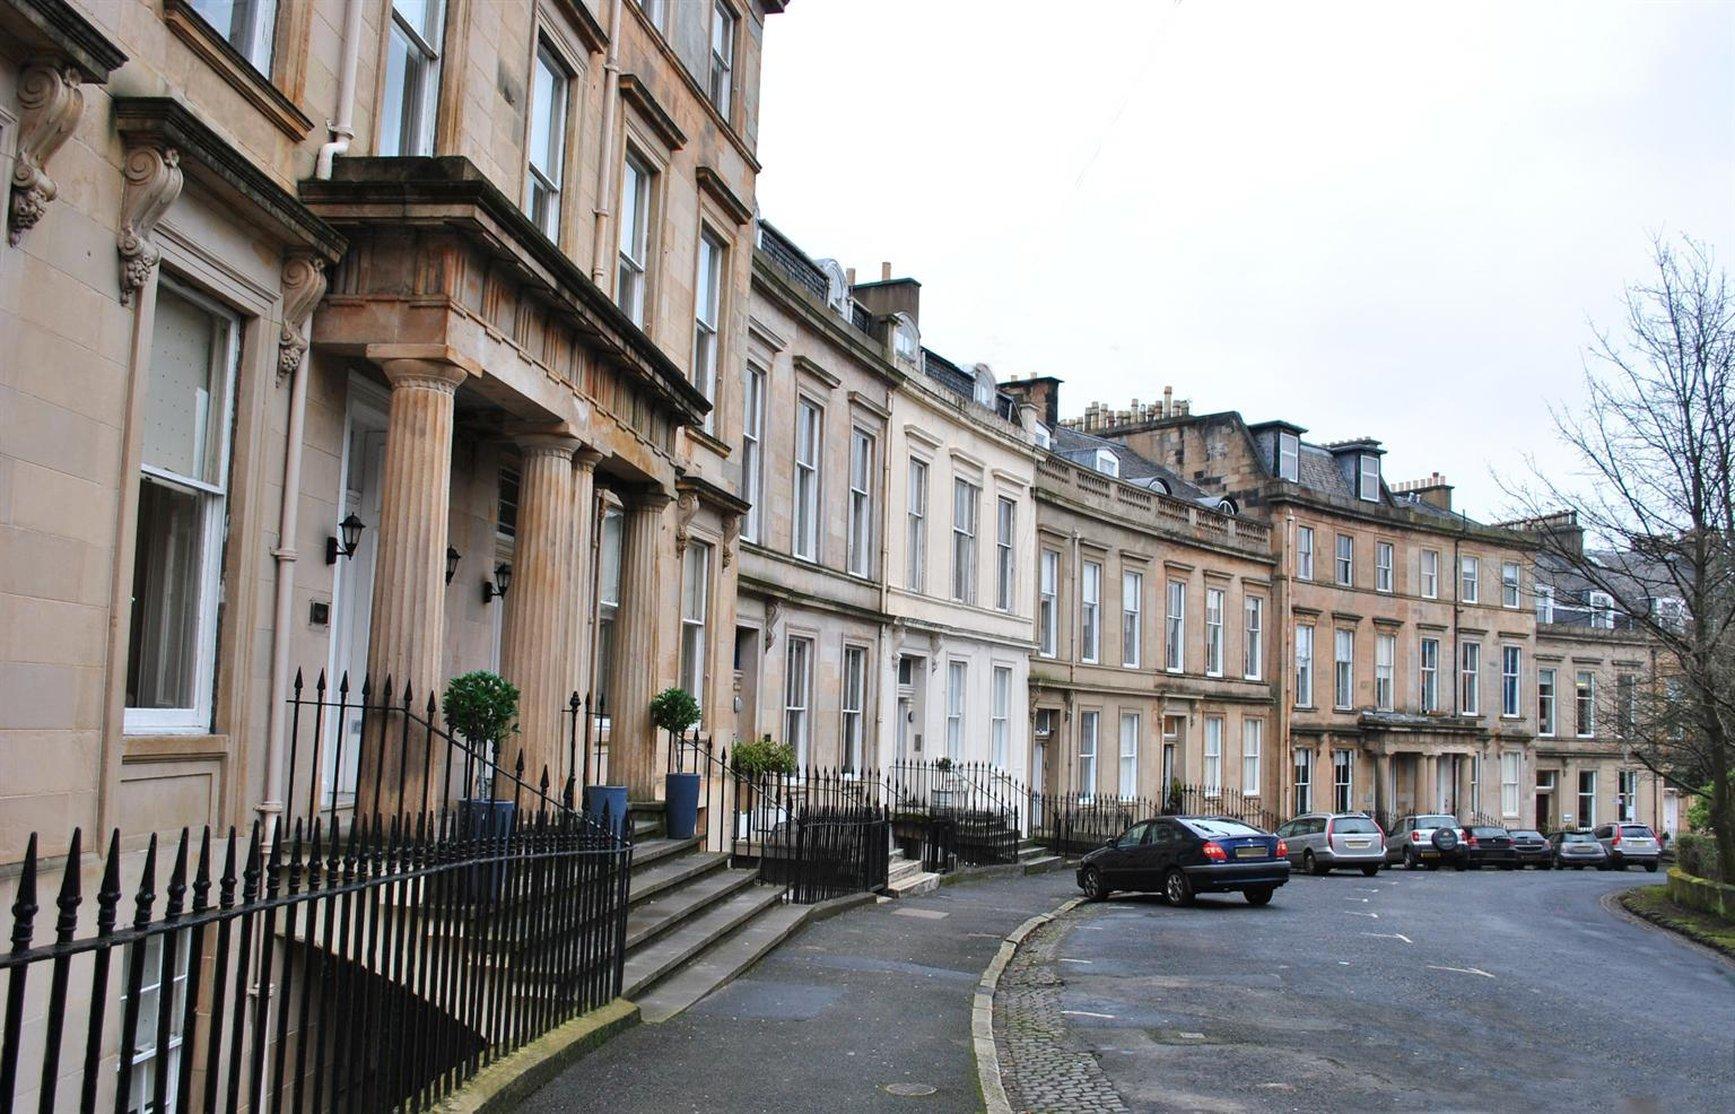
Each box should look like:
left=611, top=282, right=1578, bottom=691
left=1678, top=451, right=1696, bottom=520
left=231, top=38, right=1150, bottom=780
left=1535, top=770, right=1557, bottom=832
left=326, top=381, right=389, bottom=810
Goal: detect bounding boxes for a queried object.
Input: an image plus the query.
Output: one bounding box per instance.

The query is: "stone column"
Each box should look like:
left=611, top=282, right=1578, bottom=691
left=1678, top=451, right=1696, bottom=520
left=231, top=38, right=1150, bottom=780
left=1424, top=753, right=1439, bottom=812
left=609, top=488, right=672, bottom=799
left=1374, top=751, right=1391, bottom=819
left=499, top=434, right=580, bottom=789
left=568, top=449, right=605, bottom=707
left=360, top=358, right=467, bottom=816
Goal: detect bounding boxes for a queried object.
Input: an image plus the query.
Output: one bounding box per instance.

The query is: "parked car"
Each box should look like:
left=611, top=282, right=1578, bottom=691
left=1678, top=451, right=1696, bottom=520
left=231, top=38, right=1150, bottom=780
left=1510, top=829, right=1553, bottom=869
left=1595, top=822, right=1662, bottom=872
left=1077, top=816, right=1291, bottom=906
left=1275, top=812, right=1386, bottom=876
left=1549, top=829, right=1609, bottom=869
left=1450, top=825, right=1519, bottom=870
left=1384, top=814, right=1462, bottom=869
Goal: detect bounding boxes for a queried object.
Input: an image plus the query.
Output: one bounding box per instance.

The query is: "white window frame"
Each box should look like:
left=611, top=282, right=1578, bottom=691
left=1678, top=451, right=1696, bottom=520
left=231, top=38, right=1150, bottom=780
left=1460, top=642, right=1481, bottom=716
left=1420, top=637, right=1439, bottom=713
left=1119, top=712, right=1140, bottom=798
left=125, top=280, right=241, bottom=734
left=1078, top=710, right=1099, bottom=800
left=785, top=635, right=812, bottom=767
left=708, top=0, right=736, bottom=116
left=692, top=228, right=725, bottom=426
left=1242, top=718, right=1263, bottom=796
left=1577, top=769, right=1597, bottom=827
left=1460, top=555, right=1479, bottom=603
left=1501, top=645, right=1521, bottom=718
left=841, top=644, right=866, bottom=774
left=1538, top=667, right=1557, bottom=736
left=792, top=398, right=822, bottom=562
left=120, top=930, right=191, bottom=1114
left=1420, top=548, right=1439, bottom=599
left=1333, top=748, right=1354, bottom=813
left=1335, top=533, right=1354, bottom=586
left=1294, top=746, right=1314, bottom=814
left=1121, top=569, right=1143, bottom=668
left=1618, top=770, right=1639, bottom=822
left=1080, top=561, right=1101, bottom=663
left=1203, top=716, right=1223, bottom=798
left=524, top=39, right=569, bottom=238
left=995, top=497, right=1017, bottom=612
left=1204, top=587, right=1225, bottom=677
left=847, top=428, right=875, bottom=577
left=1576, top=670, right=1596, bottom=737
left=1589, top=591, right=1615, bottom=630
left=1092, top=448, right=1119, bottom=477
left=616, top=151, right=652, bottom=326
left=1375, top=541, right=1394, bottom=593
left=741, top=365, right=764, bottom=542
left=1277, top=431, right=1300, bottom=481
left=1294, top=624, right=1314, bottom=708
left=1165, top=579, right=1186, bottom=673
left=951, top=478, right=980, bottom=604
left=1375, top=633, right=1395, bottom=711
left=1501, top=752, right=1521, bottom=818
left=1038, top=549, right=1058, bottom=657
left=946, top=660, right=967, bottom=760
left=1536, top=585, right=1555, bottom=623
left=1334, top=629, right=1355, bottom=710
left=906, top=458, right=928, bottom=591
left=190, top=0, right=279, bottom=73
left=1243, top=595, right=1264, bottom=680
left=1296, top=526, right=1315, bottom=581
left=991, top=665, right=1012, bottom=768
left=1358, top=453, right=1380, bottom=501
left=381, top=0, right=445, bottom=157
left=679, top=541, right=710, bottom=711
left=1501, top=561, right=1521, bottom=608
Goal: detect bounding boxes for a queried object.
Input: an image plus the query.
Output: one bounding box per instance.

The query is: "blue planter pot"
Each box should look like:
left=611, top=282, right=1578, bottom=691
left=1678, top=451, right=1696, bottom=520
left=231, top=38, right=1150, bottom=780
left=584, top=785, right=629, bottom=840
left=665, top=772, right=701, bottom=840
left=458, top=798, right=516, bottom=903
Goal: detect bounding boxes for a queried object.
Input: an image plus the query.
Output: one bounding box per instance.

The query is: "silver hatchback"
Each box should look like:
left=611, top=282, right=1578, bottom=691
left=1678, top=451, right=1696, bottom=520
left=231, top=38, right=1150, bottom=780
left=1595, top=822, right=1662, bottom=871
left=1276, top=812, right=1387, bottom=876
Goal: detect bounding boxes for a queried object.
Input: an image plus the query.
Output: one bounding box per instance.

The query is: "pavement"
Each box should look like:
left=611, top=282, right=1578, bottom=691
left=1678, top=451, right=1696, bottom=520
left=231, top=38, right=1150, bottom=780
left=995, top=864, right=1735, bottom=1112
left=517, top=869, right=1077, bottom=1113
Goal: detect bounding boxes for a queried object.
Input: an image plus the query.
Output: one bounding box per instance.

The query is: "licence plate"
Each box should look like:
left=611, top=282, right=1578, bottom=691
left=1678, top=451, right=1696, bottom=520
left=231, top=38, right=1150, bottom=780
left=1345, top=839, right=1370, bottom=848
left=1234, top=846, right=1265, bottom=860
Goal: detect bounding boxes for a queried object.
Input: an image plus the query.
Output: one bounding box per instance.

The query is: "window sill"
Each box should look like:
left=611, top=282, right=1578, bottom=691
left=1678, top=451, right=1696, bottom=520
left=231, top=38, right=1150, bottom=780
left=163, top=2, right=314, bottom=139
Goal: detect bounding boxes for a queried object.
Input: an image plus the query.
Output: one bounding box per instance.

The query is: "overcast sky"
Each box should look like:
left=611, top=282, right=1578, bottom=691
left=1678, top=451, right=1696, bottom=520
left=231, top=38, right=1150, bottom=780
left=754, top=0, right=1735, bottom=520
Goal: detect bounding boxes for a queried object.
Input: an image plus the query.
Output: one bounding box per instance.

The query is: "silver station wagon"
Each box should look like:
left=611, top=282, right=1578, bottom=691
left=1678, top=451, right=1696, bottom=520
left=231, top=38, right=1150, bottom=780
left=1275, top=812, right=1387, bottom=876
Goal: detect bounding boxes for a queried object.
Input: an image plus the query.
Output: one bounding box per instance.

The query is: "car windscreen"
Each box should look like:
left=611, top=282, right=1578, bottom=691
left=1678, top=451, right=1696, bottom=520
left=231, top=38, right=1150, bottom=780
left=1183, top=818, right=1263, bottom=838
left=1417, top=815, right=1456, bottom=829
left=1561, top=832, right=1597, bottom=843
left=1512, top=831, right=1542, bottom=840
left=1620, top=825, right=1655, bottom=839
left=1333, top=818, right=1380, bottom=834
left=1470, top=827, right=1508, bottom=838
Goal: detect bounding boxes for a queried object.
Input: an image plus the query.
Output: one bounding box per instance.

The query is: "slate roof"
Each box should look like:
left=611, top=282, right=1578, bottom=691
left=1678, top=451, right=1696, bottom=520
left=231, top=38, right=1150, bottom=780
left=1051, top=426, right=1211, bottom=504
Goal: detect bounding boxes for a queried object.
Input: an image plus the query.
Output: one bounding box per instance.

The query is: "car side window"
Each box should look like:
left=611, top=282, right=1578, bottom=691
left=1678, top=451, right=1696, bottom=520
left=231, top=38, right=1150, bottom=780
left=1276, top=821, right=1295, bottom=837
left=1119, top=822, right=1151, bottom=846
left=1148, top=822, right=1177, bottom=848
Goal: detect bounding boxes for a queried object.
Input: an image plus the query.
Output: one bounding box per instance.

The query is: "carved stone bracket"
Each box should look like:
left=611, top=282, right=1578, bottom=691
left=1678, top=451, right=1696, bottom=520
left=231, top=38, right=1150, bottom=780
left=673, top=490, right=700, bottom=556
left=8, top=58, right=83, bottom=246
left=721, top=512, right=741, bottom=567
left=117, top=141, right=183, bottom=306
left=762, top=597, right=782, bottom=650
left=277, top=252, right=328, bottom=379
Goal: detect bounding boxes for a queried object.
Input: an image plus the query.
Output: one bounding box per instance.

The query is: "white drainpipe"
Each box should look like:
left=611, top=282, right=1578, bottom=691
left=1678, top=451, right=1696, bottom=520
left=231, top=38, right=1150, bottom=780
left=261, top=346, right=312, bottom=829
left=315, top=0, right=367, bottom=179
left=590, top=0, right=626, bottom=287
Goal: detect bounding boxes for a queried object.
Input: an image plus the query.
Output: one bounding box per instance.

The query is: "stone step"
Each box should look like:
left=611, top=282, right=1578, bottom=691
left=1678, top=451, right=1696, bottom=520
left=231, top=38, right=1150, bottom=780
left=621, top=884, right=786, bottom=1001
left=887, top=857, right=923, bottom=885
left=629, top=836, right=700, bottom=870
left=633, top=901, right=811, bottom=1024
left=628, top=848, right=727, bottom=907
left=1017, top=844, right=1047, bottom=861
left=1021, top=854, right=1064, bottom=875
left=625, top=866, right=760, bottom=952
left=886, top=869, right=941, bottom=898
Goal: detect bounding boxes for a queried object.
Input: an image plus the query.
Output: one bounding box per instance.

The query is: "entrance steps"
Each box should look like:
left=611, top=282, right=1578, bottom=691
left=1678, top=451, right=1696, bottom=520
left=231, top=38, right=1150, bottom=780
left=1017, top=839, right=1064, bottom=875
left=884, top=848, right=941, bottom=897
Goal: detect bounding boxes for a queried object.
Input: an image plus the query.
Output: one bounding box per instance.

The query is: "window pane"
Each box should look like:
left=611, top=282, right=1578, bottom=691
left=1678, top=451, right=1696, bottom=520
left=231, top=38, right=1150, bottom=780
left=127, top=477, right=207, bottom=710
left=144, top=287, right=230, bottom=485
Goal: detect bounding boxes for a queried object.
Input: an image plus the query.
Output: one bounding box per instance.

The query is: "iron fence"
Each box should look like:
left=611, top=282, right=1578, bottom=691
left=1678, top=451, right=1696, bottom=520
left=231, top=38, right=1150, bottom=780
left=1030, top=785, right=1285, bottom=857
left=882, top=760, right=1023, bottom=867
left=0, top=803, right=629, bottom=1113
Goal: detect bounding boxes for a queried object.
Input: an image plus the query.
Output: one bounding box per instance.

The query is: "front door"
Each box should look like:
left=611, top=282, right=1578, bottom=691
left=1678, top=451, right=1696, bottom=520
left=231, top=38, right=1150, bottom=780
left=1535, top=770, right=1557, bottom=832
left=326, top=384, right=389, bottom=812
left=1664, top=792, right=1679, bottom=838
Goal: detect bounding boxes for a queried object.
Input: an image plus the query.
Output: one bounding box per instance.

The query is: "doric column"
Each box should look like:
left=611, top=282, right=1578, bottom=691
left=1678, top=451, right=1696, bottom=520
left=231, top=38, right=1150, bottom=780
left=360, top=358, right=467, bottom=815
left=568, top=448, right=605, bottom=702
left=1424, top=753, right=1439, bottom=812
left=609, top=488, right=672, bottom=799
left=499, top=434, right=580, bottom=786
left=1374, top=751, right=1391, bottom=819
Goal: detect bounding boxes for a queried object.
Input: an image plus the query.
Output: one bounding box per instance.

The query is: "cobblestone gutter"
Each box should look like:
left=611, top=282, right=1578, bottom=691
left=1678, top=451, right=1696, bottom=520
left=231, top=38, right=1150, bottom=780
left=992, top=909, right=1130, bottom=1113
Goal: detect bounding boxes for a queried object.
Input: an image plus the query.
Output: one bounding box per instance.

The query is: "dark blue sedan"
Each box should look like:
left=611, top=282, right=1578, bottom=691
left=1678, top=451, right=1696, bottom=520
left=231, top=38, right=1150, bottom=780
left=1077, top=816, right=1291, bottom=906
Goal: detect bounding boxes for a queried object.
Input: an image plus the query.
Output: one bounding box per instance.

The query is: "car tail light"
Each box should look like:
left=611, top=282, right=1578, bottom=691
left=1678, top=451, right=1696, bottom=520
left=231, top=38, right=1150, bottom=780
left=1412, top=831, right=1427, bottom=842
left=1203, top=841, right=1227, bottom=862
left=1325, top=818, right=1335, bottom=841
left=1276, top=839, right=1289, bottom=858
left=1465, top=832, right=1479, bottom=847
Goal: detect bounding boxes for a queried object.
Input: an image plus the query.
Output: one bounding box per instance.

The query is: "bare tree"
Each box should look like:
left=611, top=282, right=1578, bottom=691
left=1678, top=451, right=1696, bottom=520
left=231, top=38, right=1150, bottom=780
left=1504, top=236, right=1735, bottom=882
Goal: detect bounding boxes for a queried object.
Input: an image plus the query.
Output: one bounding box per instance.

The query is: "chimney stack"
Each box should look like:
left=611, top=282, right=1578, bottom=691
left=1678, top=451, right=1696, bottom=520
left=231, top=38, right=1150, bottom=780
left=880, top=261, right=892, bottom=281
left=1163, top=385, right=1174, bottom=417
left=845, top=266, right=856, bottom=286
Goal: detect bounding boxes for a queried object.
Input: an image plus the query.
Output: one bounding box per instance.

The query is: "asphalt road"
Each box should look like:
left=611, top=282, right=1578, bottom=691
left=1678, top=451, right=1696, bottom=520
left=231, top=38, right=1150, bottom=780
left=1044, top=865, right=1735, bottom=1112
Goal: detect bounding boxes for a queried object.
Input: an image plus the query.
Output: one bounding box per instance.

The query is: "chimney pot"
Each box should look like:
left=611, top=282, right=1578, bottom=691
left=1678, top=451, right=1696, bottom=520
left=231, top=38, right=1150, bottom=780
left=1163, top=385, right=1174, bottom=417
left=845, top=266, right=856, bottom=286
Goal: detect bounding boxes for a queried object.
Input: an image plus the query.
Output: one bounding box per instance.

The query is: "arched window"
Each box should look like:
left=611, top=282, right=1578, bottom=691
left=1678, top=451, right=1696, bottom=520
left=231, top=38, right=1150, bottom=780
left=1217, top=498, right=1238, bottom=516
left=972, top=363, right=997, bottom=409
left=892, top=313, right=920, bottom=366
left=818, top=258, right=850, bottom=316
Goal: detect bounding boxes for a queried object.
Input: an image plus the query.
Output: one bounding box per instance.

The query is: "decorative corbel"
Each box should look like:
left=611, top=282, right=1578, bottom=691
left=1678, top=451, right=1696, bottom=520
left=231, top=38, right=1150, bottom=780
left=762, top=598, right=782, bottom=650
left=673, top=490, right=700, bottom=555
left=721, top=512, right=741, bottom=567
left=8, top=59, right=84, bottom=246
left=277, top=252, right=328, bottom=380
left=117, top=140, right=183, bottom=306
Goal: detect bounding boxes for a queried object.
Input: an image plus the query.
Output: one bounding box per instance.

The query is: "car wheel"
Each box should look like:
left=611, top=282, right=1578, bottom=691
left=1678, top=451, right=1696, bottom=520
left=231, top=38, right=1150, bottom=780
left=1080, top=867, right=1109, bottom=902
left=1164, top=867, right=1195, bottom=907
left=1361, top=864, right=1381, bottom=877
left=1646, top=861, right=1659, bottom=873
left=1245, top=886, right=1275, bottom=906
left=1305, top=850, right=1327, bottom=877
left=1405, top=848, right=1419, bottom=870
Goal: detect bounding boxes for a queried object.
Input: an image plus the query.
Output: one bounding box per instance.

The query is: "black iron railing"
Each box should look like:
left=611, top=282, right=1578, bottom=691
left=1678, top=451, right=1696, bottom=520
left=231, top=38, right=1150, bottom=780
left=883, top=760, right=1023, bottom=868
left=0, top=803, right=629, bottom=1112
left=1030, top=785, right=1284, bottom=857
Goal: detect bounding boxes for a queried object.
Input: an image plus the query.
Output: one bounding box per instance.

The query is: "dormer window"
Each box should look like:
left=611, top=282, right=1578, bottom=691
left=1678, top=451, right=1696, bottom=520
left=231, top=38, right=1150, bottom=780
left=1218, top=498, right=1238, bottom=516
left=1277, top=432, right=1300, bottom=482
left=1357, top=454, right=1380, bottom=501
left=1033, top=423, right=1053, bottom=450
left=972, top=364, right=997, bottom=409
left=818, top=259, right=850, bottom=317
left=1093, top=449, right=1119, bottom=478
left=892, top=314, right=919, bottom=366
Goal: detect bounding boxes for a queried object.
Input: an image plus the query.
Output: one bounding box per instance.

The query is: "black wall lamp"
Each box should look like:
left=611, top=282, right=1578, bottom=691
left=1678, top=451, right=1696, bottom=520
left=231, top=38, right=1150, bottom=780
left=326, top=513, right=365, bottom=564
left=482, top=562, right=513, bottom=604
left=445, top=546, right=462, bottom=585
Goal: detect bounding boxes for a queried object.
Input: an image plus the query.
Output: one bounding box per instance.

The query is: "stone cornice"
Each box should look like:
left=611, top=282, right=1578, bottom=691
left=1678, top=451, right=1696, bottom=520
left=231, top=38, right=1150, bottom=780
left=617, top=73, right=688, bottom=150
left=696, top=165, right=753, bottom=225
left=0, top=0, right=127, bottom=81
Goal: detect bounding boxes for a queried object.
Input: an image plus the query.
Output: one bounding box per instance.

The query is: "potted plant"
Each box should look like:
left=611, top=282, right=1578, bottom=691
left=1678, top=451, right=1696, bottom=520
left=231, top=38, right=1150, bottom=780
left=652, top=687, right=703, bottom=839
left=933, top=755, right=959, bottom=810
left=443, top=671, right=519, bottom=898
left=1166, top=777, right=1185, bottom=815
left=730, top=735, right=795, bottom=840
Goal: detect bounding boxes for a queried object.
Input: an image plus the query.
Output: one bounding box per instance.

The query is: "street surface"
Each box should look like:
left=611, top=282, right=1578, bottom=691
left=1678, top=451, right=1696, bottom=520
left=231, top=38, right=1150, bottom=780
left=999, top=866, right=1735, bottom=1112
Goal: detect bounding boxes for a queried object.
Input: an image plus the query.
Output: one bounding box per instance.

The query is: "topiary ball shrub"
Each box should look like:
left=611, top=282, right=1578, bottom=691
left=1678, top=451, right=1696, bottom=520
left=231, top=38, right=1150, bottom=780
left=650, top=687, right=701, bottom=735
